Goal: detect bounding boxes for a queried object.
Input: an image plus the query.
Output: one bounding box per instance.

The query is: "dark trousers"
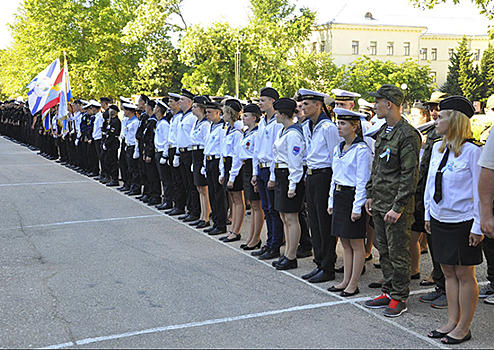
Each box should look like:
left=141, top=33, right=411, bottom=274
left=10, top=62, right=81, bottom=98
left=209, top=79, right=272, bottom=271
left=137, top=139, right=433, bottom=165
left=88, top=141, right=99, bottom=174
left=119, top=141, right=129, bottom=186
left=206, top=158, right=226, bottom=230
left=138, top=141, right=149, bottom=195
left=125, top=145, right=141, bottom=189
left=145, top=153, right=161, bottom=199
left=156, top=151, right=173, bottom=204
left=94, top=139, right=103, bottom=174
left=306, top=170, right=336, bottom=274
left=483, top=236, right=494, bottom=285
left=427, top=231, right=446, bottom=291
left=179, top=151, right=200, bottom=216
left=257, top=167, right=284, bottom=251
left=79, top=140, right=88, bottom=171
left=106, top=141, right=119, bottom=181
left=298, top=203, right=312, bottom=252
left=169, top=148, right=186, bottom=210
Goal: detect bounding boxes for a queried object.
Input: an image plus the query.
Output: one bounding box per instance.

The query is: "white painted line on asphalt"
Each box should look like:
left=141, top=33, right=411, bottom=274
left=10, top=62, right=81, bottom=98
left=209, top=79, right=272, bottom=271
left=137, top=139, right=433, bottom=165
left=0, top=180, right=92, bottom=187
left=2, top=214, right=164, bottom=231
left=42, top=299, right=350, bottom=349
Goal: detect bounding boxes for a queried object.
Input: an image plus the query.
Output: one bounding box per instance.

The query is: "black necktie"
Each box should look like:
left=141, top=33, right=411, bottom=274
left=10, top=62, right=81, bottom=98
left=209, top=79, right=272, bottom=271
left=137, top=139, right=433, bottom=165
left=434, top=148, right=450, bottom=204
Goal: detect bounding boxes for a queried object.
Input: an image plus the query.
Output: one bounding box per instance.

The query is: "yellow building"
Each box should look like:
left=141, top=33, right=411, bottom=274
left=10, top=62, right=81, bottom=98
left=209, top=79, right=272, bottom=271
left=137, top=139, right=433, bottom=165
left=309, top=9, right=491, bottom=88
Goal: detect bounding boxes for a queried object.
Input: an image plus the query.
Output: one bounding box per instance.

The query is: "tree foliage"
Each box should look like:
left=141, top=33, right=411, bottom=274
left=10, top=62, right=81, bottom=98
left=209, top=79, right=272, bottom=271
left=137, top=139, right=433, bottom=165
left=412, top=0, right=494, bottom=19
left=480, top=43, right=494, bottom=98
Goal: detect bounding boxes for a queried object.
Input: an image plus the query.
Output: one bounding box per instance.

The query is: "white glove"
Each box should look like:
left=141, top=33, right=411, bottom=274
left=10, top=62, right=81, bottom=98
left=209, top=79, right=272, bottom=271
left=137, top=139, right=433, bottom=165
left=173, top=154, right=180, bottom=167
left=75, top=139, right=79, bottom=146
left=200, top=166, right=206, bottom=177
left=102, top=144, right=107, bottom=151
left=190, top=163, right=194, bottom=172
left=133, top=145, right=139, bottom=159
left=160, top=156, right=167, bottom=165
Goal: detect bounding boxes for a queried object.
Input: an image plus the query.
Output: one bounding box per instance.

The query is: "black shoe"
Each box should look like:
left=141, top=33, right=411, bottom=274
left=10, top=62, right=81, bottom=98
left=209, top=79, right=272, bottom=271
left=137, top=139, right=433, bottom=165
left=156, top=202, right=173, bottom=210
left=183, top=215, right=200, bottom=222
left=328, top=285, right=346, bottom=292
left=208, top=227, right=227, bottom=236
left=127, top=189, right=141, bottom=196
left=178, top=213, right=189, bottom=220
left=340, top=288, right=359, bottom=297
left=441, top=331, right=471, bottom=344
left=302, top=268, right=320, bottom=280
left=335, top=266, right=344, bottom=273
left=147, top=198, right=161, bottom=206
left=203, top=225, right=217, bottom=233
left=365, top=254, right=373, bottom=262
left=242, top=240, right=261, bottom=251
left=168, top=208, right=185, bottom=216
left=189, top=219, right=203, bottom=226
left=276, top=258, right=297, bottom=270
left=308, top=270, right=335, bottom=283
left=296, top=250, right=313, bottom=258
left=106, top=181, right=119, bottom=187
left=88, top=172, right=98, bottom=177
left=196, top=221, right=210, bottom=229
left=373, top=263, right=381, bottom=269
left=368, top=282, right=383, bottom=288
left=223, top=233, right=241, bottom=243
left=118, top=186, right=130, bottom=192
left=411, top=272, right=420, bottom=280
left=258, top=249, right=280, bottom=260
left=136, top=194, right=146, bottom=200
left=226, top=219, right=232, bottom=225
left=251, top=245, right=268, bottom=257
left=272, top=255, right=287, bottom=267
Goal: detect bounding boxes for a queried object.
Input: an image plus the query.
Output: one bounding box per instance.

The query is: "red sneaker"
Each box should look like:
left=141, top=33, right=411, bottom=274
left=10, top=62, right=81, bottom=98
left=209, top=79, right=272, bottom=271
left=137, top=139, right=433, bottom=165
left=364, top=293, right=391, bottom=309
left=383, top=299, right=408, bottom=317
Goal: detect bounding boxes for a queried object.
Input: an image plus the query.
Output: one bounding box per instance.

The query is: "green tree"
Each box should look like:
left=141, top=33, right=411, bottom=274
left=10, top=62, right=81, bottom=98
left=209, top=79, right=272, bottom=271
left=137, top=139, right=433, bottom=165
left=458, top=37, right=482, bottom=100
left=412, top=0, right=494, bottom=19
left=441, top=48, right=462, bottom=95
left=480, top=43, right=494, bottom=98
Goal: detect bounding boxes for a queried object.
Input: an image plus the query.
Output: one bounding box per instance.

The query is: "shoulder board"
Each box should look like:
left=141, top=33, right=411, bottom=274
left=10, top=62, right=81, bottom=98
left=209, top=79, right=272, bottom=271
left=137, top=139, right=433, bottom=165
left=466, top=138, right=484, bottom=147
left=433, top=137, right=443, bottom=144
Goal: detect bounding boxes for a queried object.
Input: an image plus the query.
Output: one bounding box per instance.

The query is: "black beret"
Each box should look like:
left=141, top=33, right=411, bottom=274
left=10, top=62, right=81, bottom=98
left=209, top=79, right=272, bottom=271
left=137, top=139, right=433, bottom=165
left=100, top=96, right=111, bottom=103
left=273, top=97, right=297, bottom=115
left=146, top=99, right=156, bottom=109
left=181, top=88, right=195, bottom=100
left=139, top=94, right=149, bottom=103
left=439, top=96, right=475, bottom=118
left=109, top=104, right=119, bottom=113
left=193, top=95, right=211, bottom=105
left=205, top=101, right=222, bottom=110
left=260, top=87, right=279, bottom=101
left=243, top=103, right=261, bottom=115
left=73, top=99, right=82, bottom=105
left=224, top=99, right=242, bottom=112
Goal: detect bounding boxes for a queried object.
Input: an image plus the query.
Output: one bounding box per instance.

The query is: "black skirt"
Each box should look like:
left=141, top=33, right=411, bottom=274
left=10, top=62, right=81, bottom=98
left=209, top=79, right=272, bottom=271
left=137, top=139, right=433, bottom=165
left=192, top=149, right=207, bottom=186
left=430, top=217, right=483, bottom=266
left=274, top=168, right=305, bottom=213
left=223, top=156, right=244, bottom=192
left=242, top=159, right=260, bottom=201
left=331, top=186, right=366, bottom=239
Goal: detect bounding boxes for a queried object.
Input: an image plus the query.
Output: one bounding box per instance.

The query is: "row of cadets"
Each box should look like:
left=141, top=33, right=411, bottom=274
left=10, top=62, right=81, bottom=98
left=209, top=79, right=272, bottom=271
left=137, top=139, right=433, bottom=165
left=154, top=98, right=173, bottom=210
left=297, top=88, right=341, bottom=283
left=251, top=87, right=285, bottom=260
left=117, top=96, right=132, bottom=192
left=175, top=89, right=201, bottom=222
left=121, top=102, right=142, bottom=195
left=189, top=95, right=212, bottom=228
left=327, top=108, right=373, bottom=297
left=97, top=96, right=112, bottom=182
left=202, top=101, right=228, bottom=235
left=135, top=94, right=150, bottom=200
left=269, top=98, right=307, bottom=270
left=91, top=99, right=104, bottom=180
left=218, top=99, right=245, bottom=243
left=164, top=93, right=187, bottom=216
left=236, top=103, right=264, bottom=250
left=101, top=104, right=121, bottom=186
left=82, top=100, right=100, bottom=177
left=140, top=98, right=161, bottom=205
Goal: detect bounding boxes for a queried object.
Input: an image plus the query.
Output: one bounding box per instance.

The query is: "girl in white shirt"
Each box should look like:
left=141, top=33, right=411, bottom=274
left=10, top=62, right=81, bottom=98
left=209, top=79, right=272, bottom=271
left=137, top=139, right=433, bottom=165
left=327, top=108, right=372, bottom=297
left=424, top=96, right=483, bottom=345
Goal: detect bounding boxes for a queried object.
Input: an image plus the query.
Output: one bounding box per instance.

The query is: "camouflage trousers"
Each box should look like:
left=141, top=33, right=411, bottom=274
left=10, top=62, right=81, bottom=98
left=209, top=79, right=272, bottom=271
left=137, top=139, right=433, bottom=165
left=373, top=210, right=413, bottom=301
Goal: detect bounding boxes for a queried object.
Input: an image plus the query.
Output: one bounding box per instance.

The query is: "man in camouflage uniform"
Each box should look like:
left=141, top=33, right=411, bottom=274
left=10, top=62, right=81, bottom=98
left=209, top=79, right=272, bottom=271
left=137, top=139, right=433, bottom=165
left=363, top=84, right=421, bottom=317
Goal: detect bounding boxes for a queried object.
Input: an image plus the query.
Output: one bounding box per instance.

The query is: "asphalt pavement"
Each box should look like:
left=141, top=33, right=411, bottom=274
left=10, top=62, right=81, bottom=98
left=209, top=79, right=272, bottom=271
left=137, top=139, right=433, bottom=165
left=0, top=136, right=492, bottom=349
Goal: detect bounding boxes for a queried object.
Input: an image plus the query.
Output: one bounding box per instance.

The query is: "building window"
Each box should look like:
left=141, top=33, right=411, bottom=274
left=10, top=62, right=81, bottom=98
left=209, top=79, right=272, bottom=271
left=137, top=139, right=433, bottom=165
left=431, top=48, right=437, bottom=60
left=475, top=49, right=480, bottom=60
left=352, top=41, right=359, bottom=55
left=403, top=42, right=410, bottom=56
left=370, top=41, right=377, bottom=55
left=387, top=42, right=394, bottom=56
left=448, top=48, right=454, bottom=59
left=320, top=41, right=326, bottom=52
left=312, top=42, right=317, bottom=53
left=421, top=48, right=427, bottom=60
left=431, top=72, right=437, bottom=83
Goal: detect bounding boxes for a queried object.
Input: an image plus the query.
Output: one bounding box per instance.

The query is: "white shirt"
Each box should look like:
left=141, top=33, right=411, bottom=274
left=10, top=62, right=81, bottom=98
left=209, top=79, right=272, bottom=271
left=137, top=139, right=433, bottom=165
left=306, top=113, right=340, bottom=169
left=72, top=111, right=82, bottom=138
left=252, top=114, right=283, bottom=176
left=328, top=139, right=372, bottom=214
left=220, top=123, right=243, bottom=179
left=124, top=115, right=139, bottom=146
left=120, top=116, right=129, bottom=141
left=155, top=118, right=170, bottom=155
left=204, top=120, right=225, bottom=157
left=271, top=124, right=306, bottom=190
left=92, top=111, right=104, bottom=140
left=424, top=141, right=483, bottom=235
left=190, top=117, right=210, bottom=147
left=478, top=131, right=494, bottom=170
left=168, top=111, right=182, bottom=148
left=176, top=110, right=197, bottom=149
